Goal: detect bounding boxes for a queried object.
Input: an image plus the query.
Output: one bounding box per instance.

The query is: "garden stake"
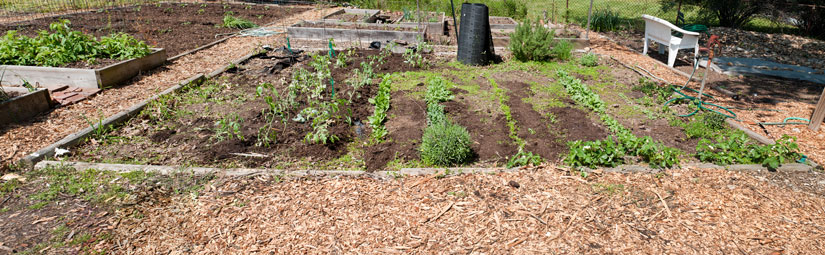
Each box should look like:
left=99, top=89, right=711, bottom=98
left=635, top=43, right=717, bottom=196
left=328, top=40, right=335, bottom=98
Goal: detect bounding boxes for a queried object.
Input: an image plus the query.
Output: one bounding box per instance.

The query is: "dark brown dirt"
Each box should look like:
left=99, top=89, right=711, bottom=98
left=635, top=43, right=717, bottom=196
left=444, top=95, right=519, bottom=165
left=70, top=48, right=427, bottom=169
left=499, top=81, right=608, bottom=161
left=674, top=65, right=825, bottom=106
left=0, top=3, right=308, bottom=57
left=365, top=91, right=427, bottom=171
left=0, top=182, right=111, bottom=254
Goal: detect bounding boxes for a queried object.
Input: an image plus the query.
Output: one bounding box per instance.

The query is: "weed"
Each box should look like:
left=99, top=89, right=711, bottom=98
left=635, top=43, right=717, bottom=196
left=579, top=52, right=598, bottom=67
left=0, top=178, right=20, bottom=197
left=197, top=8, right=205, bottom=15
left=81, top=112, right=111, bottom=140
left=222, top=15, right=258, bottom=29
left=214, top=114, right=244, bottom=141
left=697, top=134, right=800, bottom=169
left=403, top=41, right=432, bottom=68
left=588, top=8, right=626, bottom=32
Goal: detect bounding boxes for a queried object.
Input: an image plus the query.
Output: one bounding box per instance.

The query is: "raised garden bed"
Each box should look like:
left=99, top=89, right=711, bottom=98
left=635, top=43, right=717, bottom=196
left=288, top=20, right=426, bottom=43
left=63, top=45, right=810, bottom=172
left=0, top=3, right=308, bottom=57
left=491, top=29, right=588, bottom=49
left=322, top=8, right=380, bottom=23
left=0, top=87, right=52, bottom=125
left=0, top=48, right=166, bottom=89
left=489, top=16, right=517, bottom=30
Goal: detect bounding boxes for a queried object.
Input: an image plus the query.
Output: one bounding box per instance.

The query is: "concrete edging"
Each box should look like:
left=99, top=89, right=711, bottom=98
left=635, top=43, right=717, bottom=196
left=17, top=51, right=263, bottom=168
left=32, top=160, right=818, bottom=180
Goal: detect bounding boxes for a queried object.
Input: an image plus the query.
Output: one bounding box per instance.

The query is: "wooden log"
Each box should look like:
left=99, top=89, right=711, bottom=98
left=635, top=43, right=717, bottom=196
left=809, top=87, right=825, bottom=131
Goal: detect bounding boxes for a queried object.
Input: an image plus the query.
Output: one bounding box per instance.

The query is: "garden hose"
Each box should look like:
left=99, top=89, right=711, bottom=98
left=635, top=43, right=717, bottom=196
left=664, top=35, right=737, bottom=118
left=756, top=117, right=810, bottom=126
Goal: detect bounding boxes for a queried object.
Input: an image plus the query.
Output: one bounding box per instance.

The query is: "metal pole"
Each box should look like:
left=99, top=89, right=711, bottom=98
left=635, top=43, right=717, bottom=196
left=585, top=0, right=594, bottom=40
left=449, top=0, right=458, bottom=44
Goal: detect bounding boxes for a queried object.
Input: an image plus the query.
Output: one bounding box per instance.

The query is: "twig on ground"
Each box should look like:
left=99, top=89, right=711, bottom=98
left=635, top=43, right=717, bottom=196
left=652, top=189, right=673, bottom=218
left=424, top=201, right=454, bottom=223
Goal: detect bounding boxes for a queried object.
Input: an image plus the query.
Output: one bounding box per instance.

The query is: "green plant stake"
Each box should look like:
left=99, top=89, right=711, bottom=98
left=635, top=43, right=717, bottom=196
left=328, top=40, right=336, bottom=98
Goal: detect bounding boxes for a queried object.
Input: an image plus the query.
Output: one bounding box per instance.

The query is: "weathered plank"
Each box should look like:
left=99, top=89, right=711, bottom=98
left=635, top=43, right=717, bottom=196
left=0, top=88, right=52, bottom=126
left=809, top=87, right=825, bottom=131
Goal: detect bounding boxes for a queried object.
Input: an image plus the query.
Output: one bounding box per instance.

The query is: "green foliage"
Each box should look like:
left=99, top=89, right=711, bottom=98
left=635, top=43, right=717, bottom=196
left=425, top=77, right=454, bottom=125
left=588, top=8, right=625, bottom=32
left=579, top=53, right=598, bottom=67
left=506, top=149, right=543, bottom=168
left=684, top=112, right=727, bottom=139
left=510, top=20, right=569, bottom=62
left=214, top=114, right=244, bottom=141
left=696, top=134, right=800, bottom=169
left=368, top=75, right=392, bottom=141
left=98, top=32, right=152, bottom=60
left=551, top=40, right=573, bottom=61
left=403, top=41, right=432, bottom=68
left=420, top=122, right=473, bottom=166
left=491, top=78, right=525, bottom=148
left=662, top=0, right=763, bottom=28
left=221, top=14, right=258, bottom=29
left=632, top=78, right=673, bottom=103
left=0, top=20, right=151, bottom=67
left=558, top=70, right=681, bottom=169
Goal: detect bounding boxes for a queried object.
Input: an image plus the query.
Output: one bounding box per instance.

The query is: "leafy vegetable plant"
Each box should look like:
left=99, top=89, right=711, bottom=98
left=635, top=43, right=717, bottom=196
left=222, top=14, right=258, bottom=29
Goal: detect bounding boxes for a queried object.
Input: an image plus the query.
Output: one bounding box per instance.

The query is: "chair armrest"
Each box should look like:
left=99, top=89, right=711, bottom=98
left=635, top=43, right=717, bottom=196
left=642, top=14, right=701, bottom=36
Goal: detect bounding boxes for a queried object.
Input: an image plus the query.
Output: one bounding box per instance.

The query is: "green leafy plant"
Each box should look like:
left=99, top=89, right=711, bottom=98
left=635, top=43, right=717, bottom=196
left=579, top=52, right=598, bottom=67
left=0, top=20, right=151, bottom=67
left=507, top=149, right=543, bottom=168
left=684, top=112, right=727, bottom=139
left=425, top=77, right=454, bottom=125
left=420, top=122, right=473, bottom=166
left=222, top=15, right=258, bottom=29
left=696, top=134, right=800, bottom=169
left=403, top=41, right=432, bottom=68
left=632, top=78, right=673, bottom=103
left=197, top=8, right=205, bottom=15
left=510, top=20, right=572, bottom=62
left=214, top=114, right=244, bottom=141
left=368, top=75, right=392, bottom=142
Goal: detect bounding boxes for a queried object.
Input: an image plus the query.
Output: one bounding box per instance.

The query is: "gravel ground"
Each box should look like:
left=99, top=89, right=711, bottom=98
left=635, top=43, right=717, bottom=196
left=98, top=165, right=825, bottom=254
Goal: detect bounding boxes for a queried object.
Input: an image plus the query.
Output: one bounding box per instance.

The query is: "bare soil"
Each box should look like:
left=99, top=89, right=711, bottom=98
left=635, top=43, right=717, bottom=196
left=69, top=48, right=424, bottom=170
left=0, top=3, right=307, bottom=57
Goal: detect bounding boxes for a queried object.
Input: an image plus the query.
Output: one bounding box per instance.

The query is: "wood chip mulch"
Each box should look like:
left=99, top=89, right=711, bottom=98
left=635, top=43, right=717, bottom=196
left=590, top=33, right=825, bottom=165
left=98, top=165, right=825, bottom=254
left=0, top=6, right=340, bottom=166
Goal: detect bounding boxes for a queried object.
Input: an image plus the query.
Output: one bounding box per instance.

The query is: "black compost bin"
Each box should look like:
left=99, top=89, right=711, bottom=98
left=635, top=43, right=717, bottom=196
left=457, top=3, right=495, bottom=65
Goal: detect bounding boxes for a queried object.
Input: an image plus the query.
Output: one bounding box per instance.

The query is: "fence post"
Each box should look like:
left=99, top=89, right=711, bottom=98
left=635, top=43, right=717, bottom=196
left=585, top=0, right=594, bottom=40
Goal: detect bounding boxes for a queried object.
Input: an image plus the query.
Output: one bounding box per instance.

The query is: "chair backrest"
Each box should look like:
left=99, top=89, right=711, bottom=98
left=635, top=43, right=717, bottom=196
left=642, top=14, right=700, bottom=38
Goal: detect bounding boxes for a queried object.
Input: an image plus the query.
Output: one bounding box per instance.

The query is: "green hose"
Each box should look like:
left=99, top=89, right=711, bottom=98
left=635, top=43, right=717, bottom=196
left=663, top=59, right=737, bottom=118
left=757, top=117, right=810, bottom=126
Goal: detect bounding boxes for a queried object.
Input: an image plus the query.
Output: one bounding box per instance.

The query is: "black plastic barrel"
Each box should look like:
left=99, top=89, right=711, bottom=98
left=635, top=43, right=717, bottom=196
left=457, top=3, right=495, bottom=65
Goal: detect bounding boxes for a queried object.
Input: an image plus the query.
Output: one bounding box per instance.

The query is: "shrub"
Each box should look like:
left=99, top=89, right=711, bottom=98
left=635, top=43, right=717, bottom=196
left=490, top=0, right=527, bottom=21
left=579, top=52, right=598, bottom=67
left=551, top=40, right=573, bottom=61
left=420, top=122, right=473, bottom=166
left=662, top=0, right=764, bottom=28
left=588, top=8, right=624, bottom=32
left=795, top=3, right=825, bottom=39
left=509, top=20, right=557, bottom=62
left=222, top=15, right=258, bottom=29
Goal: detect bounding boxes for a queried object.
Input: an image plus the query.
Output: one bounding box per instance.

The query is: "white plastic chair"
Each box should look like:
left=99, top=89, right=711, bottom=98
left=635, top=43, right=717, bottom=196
left=641, top=14, right=701, bottom=67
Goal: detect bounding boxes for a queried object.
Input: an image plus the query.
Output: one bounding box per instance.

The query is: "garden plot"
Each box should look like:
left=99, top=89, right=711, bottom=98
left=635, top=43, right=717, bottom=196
left=322, top=8, right=380, bottom=23
left=0, top=3, right=307, bottom=57
left=288, top=20, right=426, bottom=44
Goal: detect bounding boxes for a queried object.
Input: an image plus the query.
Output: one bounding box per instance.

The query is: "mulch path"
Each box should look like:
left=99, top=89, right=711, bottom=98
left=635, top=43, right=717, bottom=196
left=0, top=7, right=343, bottom=167
left=590, top=27, right=825, bottom=165
left=99, top=165, right=825, bottom=253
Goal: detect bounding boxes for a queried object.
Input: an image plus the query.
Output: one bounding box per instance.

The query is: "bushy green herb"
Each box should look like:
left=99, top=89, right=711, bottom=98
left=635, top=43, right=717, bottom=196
left=510, top=20, right=572, bottom=62
left=0, top=20, right=151, bottom=67
left=420, top=122, right=473, bottom=166
left=579, top=52, right=598, bottom=67
left=222, top=15, right=258, bottom=29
